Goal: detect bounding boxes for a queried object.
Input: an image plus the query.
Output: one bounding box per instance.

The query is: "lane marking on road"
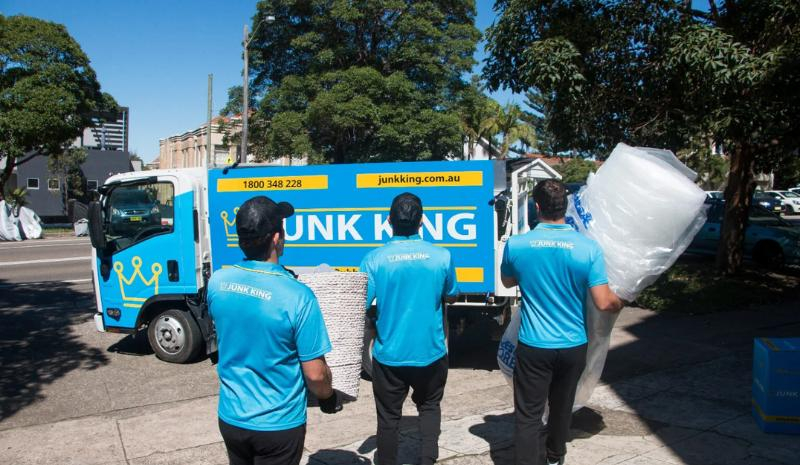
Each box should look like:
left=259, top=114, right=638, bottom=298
left=0, top=238, right=90, bottom=245
left=0, top=256, right=92, bottom=267
left=0, top=278, right=92, bottom=289
left=0, top=242, right=92, bottom=250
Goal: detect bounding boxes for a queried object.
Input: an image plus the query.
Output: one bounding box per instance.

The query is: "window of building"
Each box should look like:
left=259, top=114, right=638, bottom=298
left=48, top=178, right=60, bottom=190
left=87, top=180, right=99, bottom=190
left=27, top=178, right=39, bottom=190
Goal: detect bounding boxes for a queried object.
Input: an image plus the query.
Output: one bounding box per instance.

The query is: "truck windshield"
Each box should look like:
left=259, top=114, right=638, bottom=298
left=104, top=181, right=175, bottom=252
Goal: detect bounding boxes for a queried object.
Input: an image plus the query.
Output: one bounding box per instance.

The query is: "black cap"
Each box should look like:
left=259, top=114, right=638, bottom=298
left=389, top=192, right=423, bottom=228
left=236, top=196, right=294, bottom=241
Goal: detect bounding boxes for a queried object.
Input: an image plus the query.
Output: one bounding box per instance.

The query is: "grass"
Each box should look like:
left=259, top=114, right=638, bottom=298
left=634, top=256, right=800, bottom=314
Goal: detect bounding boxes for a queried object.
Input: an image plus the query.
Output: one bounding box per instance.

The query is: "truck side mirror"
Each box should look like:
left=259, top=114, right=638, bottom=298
left=88, top=201, right=107, bottom=250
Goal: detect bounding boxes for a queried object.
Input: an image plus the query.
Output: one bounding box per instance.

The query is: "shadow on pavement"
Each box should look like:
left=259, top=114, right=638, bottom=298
left=0, top=279, right=108, bottom=421
left=106, top=329, right=153, bottom=356
left=469, top=412, right=515, bottom=464
left=468, top=297, right=800, bottom=465
left=309, top=449, right=371, bottom=464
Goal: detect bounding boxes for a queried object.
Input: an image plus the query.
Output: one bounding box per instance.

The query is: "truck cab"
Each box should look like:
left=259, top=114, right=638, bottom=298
left=89, top=169, right=212, bottom=362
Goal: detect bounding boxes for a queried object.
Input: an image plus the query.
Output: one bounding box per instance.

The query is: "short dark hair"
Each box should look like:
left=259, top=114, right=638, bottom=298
left=236, top=196, right=294, bottom=260
left=389, top=192, right=423, bottom=236
left=238, top=228, right=284, bottom=261
left=533, top=179, right=568, bottom=220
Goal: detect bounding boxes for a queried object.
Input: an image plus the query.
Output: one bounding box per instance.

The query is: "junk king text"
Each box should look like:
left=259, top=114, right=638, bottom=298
left=282, top=212, right=477, bottom=242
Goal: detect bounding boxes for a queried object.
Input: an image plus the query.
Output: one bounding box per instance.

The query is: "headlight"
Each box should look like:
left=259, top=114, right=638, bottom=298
left=112, top=208, right=121, bottom=216
left=150, top=205, right=159, bottom=214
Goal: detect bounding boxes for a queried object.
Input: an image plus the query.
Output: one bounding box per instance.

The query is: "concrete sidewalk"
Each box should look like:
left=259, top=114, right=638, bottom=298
left=1, top=306, right=799, bottom=465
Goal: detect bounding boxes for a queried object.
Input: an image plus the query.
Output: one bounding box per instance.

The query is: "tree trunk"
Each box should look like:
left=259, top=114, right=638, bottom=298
left=0, top=156, right=16, bottom=201
left=716, top=143, right=756, bottom=275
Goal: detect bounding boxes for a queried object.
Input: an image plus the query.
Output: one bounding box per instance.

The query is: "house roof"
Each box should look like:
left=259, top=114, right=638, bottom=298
left=523, top=153, right=604, bottom=167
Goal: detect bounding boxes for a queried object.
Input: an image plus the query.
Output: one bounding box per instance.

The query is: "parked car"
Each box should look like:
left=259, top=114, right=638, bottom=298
left=686, top=199, right=800, bottom=268
left=753, top=192, right=784, bottom=215
left=765, top=190, right=800, bottom=214
left=107, top=187, right=162, bottom=234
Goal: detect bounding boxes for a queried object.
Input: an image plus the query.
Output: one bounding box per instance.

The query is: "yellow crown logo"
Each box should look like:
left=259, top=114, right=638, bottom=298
left=221, top=207, right=239, bottom=243
left=113, top=256, right=163, bottom=308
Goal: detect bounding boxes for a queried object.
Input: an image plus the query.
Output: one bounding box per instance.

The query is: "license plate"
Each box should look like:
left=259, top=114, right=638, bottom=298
left=128, top=216, right=142, bottom=222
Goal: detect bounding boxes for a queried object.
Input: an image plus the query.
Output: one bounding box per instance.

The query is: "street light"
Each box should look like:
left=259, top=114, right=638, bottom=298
left=240, top=15, right=275, bottom=166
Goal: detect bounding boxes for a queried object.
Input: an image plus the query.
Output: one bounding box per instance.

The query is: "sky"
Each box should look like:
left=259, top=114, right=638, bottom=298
left=2, top=0, right=510, bottom=163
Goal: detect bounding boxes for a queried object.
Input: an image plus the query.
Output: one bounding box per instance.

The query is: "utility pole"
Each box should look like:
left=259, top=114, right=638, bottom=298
left=240, top=15, right=275, bottom=166
left=241, top=24, right=249, bottom=165
left=207, top=74, right=213, bottom=168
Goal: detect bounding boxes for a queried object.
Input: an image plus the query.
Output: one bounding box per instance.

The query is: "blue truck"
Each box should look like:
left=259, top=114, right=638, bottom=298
left=87, top=159, right=558, bottom=362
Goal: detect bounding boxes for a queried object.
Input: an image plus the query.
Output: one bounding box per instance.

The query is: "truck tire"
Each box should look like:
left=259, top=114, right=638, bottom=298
left=147, top=308, right=202, bottom=363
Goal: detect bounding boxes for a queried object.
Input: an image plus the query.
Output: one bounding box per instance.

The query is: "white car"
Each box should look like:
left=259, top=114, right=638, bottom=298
left=790, top=187, right=800, bottom=196
left=765, top=190, right=800, bottom=214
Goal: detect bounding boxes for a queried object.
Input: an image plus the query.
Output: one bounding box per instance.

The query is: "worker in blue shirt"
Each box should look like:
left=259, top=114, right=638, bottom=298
left=501, top=180, right=623, bottom=465
left=208, top=196, right=341, bottom=465
left=360, top=192, right=459, bottom=465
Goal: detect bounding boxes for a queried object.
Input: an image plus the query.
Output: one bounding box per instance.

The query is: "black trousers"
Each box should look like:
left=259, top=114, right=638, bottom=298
left=372, top=356, right=448, bottom=465
left=218, top=418, right=306, bottom=465
left=513, top=342, right=587, bottom=465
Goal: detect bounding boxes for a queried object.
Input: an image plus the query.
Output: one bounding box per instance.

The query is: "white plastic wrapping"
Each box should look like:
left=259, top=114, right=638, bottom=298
left=1, top=201, right=43, bottom=240
left=0, top=201, right=22, bottom=241
left=565, top=144, right=708, bottom=302
left=17, top=205, right=43, bottom=240
left=497, top=143, right=708, bottom=410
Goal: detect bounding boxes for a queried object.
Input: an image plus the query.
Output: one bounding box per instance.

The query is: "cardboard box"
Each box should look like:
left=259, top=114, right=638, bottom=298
left=752, top=337, right=800, bottom=434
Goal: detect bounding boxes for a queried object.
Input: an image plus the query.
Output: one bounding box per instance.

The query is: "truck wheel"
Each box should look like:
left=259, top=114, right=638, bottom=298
left=361, top=323, right=375, bottom=379
left=147, top=309, right=202, bottom=363
left=753, top=241, right=784, bottom=269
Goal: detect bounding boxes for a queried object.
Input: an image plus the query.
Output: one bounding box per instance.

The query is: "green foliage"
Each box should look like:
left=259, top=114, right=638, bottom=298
left=677, top=144, right=730, bottom=191
left=494, top=103, right=535, bottom=158
left=246, top=0, right=481, bottom=163
left=484, top=0, right=800, bottom=274
left=636, top=259, right=800, bottom=314
left=48, top=147, right=87, bottom=214
left=556, top=157, right=595, bottom=184
left=0, top=14, right=112, bottom=197
left=456, top=76, right=500, bottom=159
left=5, top=188, right=28, bottom=212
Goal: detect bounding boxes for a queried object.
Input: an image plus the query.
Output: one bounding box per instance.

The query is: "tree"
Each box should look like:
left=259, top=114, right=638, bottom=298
left=48, top=147, right=86, bottom=215
left=494, top=103, right=536, bottom=158
left=457, top=76, right=500, bottom=160
left=245, top=1, right=481, bottom=164
left=484, top=0, right=800, bottom=274
left=0, top=15, right=114, bottom=199
left=556, top=157, right=596, bottom=184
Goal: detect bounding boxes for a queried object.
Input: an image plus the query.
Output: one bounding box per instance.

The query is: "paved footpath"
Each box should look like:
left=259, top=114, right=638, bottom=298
left=1, top=304, right=799, bottom=465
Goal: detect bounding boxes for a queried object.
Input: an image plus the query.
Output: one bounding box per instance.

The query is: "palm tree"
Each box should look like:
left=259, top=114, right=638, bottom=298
left=458, top=76, right=501, bottom=159
left=495, top=103, right=537, bottom=159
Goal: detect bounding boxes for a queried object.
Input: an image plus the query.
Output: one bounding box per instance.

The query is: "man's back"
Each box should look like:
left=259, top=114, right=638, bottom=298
left=361, top=234, right=457, bottom=366
left=208, top=261, right=330, bottom=431
left=502, top=223, right=607, bottom=348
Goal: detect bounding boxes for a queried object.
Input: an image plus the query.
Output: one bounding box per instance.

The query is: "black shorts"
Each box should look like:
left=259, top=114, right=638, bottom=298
left=218, top=418, right=306, bottom=465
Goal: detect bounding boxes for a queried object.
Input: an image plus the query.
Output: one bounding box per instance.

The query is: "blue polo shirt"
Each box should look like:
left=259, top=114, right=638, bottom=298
left=207, top=260, right=331, bottom=431
left=360, top=234, right=458, bottom=366
left=501, top=223, right=608, bottom=349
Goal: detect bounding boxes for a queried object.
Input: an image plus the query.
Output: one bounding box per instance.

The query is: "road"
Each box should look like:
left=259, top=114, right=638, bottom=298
left=0, top=237, right=92, bottom=285
left=1, top=234, right=799, bottom=464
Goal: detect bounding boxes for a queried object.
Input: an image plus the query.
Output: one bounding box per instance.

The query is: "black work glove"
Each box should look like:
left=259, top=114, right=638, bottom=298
left=318, top=390, right=342, bottom=414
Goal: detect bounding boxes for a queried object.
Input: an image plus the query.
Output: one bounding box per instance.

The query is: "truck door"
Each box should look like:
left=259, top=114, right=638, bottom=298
left=93, top=176, right=198, bottom=331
